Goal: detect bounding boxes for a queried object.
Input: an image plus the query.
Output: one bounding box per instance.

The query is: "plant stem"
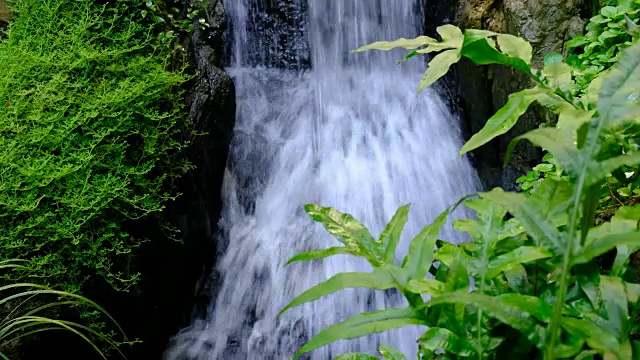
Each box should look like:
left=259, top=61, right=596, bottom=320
left=546, top=112, right=608, bottom=360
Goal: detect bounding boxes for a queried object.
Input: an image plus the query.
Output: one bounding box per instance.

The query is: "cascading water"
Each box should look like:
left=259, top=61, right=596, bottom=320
left=166, top=0, right=480, bottom=359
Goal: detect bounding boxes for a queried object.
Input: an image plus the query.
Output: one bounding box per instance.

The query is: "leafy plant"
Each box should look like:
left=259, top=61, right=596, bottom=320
left=0, top=260, right=127, bottom=359
left=281, top=23, right=640, bottom=360
left=567, top=0, right=640, bottom=90
left=0, top=0, right=189, bottom=292
left=0, top=0, right=193, bottom=349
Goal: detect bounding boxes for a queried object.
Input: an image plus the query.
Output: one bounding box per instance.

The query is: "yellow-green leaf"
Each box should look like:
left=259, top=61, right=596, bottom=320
left=405, top=208, right=450, bottom=279
left=418, top=49, right=461, bottom=93
left=380, top=204, right=411, bottom=263
left=287, top=246, right=353, bottom=264
left=279, top=270, right=396, bottom=317
left=497, top=34, right=533, bottom=64
left=352, top=36, right=438, bottom=53
left=459, top=87, right=545, bottom=156
left=418, top=327, right=478, bottom=357
left=294, top=308, right=427, bottom=360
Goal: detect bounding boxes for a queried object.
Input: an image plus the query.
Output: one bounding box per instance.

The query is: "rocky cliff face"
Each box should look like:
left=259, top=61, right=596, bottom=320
left=455, top=0, right=586, bottom=189
left=115, top=1, right=236, bottom=358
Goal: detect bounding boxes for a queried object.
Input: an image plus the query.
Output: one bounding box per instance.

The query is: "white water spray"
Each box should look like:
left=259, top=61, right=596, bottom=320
left=166, top=0, right=479, bottom=359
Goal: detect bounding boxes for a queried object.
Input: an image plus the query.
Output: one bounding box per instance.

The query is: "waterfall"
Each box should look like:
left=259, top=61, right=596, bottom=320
left=165, top=0, right=479, bottom=359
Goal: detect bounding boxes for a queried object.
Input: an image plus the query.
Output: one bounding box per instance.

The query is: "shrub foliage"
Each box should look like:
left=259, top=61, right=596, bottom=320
left=0, top=0, right=189, bottom=293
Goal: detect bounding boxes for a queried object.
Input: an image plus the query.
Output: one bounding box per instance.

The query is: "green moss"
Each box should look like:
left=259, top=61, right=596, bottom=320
left=0, top=0, right=190, bottom=293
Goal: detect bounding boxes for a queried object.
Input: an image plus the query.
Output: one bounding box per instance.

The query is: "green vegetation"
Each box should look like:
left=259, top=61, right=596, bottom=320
left=281, top=5, right=640, bottom=360
left=0, top=0, right=188, bottom=292
left=0, top=260, right=125, bottom=359
left=0, top=0, right=196, bottom=354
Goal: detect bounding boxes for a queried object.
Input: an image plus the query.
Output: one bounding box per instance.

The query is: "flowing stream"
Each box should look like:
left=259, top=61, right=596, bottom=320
left=165, top=0, right=479, bottom=359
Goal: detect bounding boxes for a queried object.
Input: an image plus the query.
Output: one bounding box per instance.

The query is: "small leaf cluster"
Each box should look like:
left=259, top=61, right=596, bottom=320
left=567, top=0, right=640, bottom=89
left=0, top=0, right=190, bottom=293
left=284, top=22, right=640, bottom=360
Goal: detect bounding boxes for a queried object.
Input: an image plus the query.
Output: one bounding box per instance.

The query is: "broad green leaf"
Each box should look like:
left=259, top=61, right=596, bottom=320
left=584, top=71, right=607, bottom=106
left=598, top=41, right=640, bottom=125
left=486, top=246, right=552, bottom=278
left=580, top=183, right=601, bottom=245
left=435, top=24, right=464, bottom=49
left=405, top=208, right=450, bottom=279
left=406, top=279, right=445, bottom=296
left=542, top=61, right=573, bottom=92
left=600, top=276, right=630, bottom=339
left=626, top=282, right=640, bottom=303
left=575, top=263, right=601, bottom=310
left=294, top=308, right=427, bottom=360
left=512, top=128, right=640, bottom=189
left=503, top=263, right=528, bottom=294
left=418, top=328, right=477, bottom=357
left=335, top=353, right=379, bottom=360
left=585, top=152, right=640, bottom=188
left=506, top=127, right=581, bottom=177
left=380, top=204, right=411, bottom=263
left=287, top=246, right=353, bottom=264
left=444, top=256, right=469, bottom=292
left=305, top=204, right=382, bottom=265
left=556, top=107, right=592, bottom=133
left=460, top=33, right=533, bottom=75
left=434, top=242, right=470, bottom=269
left=481, top=181, right=571, bottom=252
left=279, top=270, right=396, bottom=317
left=352, top=36, right=437, bottom=52
left=561, top=317, right=621, bottom=356
left=606, top=206, right=640, bottom=276
left=418, top=49, right=461, bottom=92
left=497, top=34, right=533, bottom=64
left=425, top=292, right=550, bottom=348
left=574, top=231, right=640, bottom=265
left=378, top=344, right=407, bottom=360
left=459, top=87, right=545, bottom=156
left=575, top=206, right=640, bottom=265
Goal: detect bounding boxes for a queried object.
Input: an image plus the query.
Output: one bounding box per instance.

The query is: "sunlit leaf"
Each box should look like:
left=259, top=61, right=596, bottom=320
left=598, top=41, right=640, bottom=125
left=460, top=33, right=532, bottom=75
left=305, top=204, right=382, bottom=265
left=378, top=344, right=407, bottom=360
left=418, top=49, right=461, bottom=92
left=460, top=87, right=545, bottom=156
left=481, top=181, right=571, bottom=252
left=352, top=36, right=438, bottom=52
left=425, top=292, right=550, bottom=348
left=287, top=246, right=353, bottom=264
left=380, top=204, right=411, bottom=263
left=279, top=270, right=396, bottom=317
left=418, top=327, right=477, bottom=357
left=575, top=206, right=640, bottom=265
left=486, top=247, right=552, bottom=278
left=404, top=208, right=450, bottom=279
left=542, top=61, right=574, bottom=92
left=497, top=34, right=533, bottom=64
left=406, top=279, right=445, bottom=296
left=294, top=308, right=427, bottom=360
